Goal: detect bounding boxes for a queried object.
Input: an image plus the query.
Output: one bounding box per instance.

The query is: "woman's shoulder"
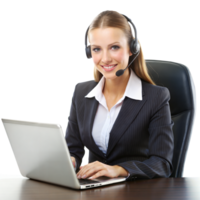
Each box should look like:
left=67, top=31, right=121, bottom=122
left=73, top=80, right=98, bottom=97
left=75, top=80, right=97, bottom=91
left=142, top=80, right=170, bottom=99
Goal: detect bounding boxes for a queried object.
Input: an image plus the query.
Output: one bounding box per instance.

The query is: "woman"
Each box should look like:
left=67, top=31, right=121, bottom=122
left=65, top=10, right=174, bottom=181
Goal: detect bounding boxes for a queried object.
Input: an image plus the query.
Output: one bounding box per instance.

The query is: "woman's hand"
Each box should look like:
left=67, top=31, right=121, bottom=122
left=76, top=161, right=128, bottom=180
left=71, top=156, right=76, bottom=168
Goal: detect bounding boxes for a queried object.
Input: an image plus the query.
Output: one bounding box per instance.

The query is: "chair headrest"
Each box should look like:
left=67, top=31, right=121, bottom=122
left=146, top=60, right=196, bottom=115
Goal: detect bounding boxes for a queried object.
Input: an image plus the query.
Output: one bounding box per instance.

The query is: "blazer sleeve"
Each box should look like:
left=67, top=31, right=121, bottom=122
left=65, top=83, right=85, bottom=170
left=117, top=87, right=174, bottom=180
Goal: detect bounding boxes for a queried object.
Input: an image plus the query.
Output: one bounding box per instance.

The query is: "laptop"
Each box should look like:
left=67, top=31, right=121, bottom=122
left=2, top=118, right=126, bottom=189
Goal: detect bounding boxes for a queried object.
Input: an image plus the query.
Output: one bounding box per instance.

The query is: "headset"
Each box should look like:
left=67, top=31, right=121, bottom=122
left=85, top=14, right=140, bottom=76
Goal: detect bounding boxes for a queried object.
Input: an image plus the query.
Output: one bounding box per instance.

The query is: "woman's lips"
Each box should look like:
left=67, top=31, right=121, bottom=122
left=101, top=64, right=118, bottom=72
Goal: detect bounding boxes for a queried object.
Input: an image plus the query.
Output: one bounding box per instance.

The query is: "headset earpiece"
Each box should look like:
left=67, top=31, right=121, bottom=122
left=85, top=45, right=92, bottom=59
left=130, top=39, right=140, bottom=55
left=85, top=26, right=92, bottom=59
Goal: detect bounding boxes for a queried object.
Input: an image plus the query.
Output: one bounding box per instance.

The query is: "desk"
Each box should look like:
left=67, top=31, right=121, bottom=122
left=0, top=178, right=200, bottom=200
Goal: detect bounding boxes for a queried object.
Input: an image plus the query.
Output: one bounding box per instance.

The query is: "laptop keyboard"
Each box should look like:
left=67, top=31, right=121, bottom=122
left=78, top=179, right=100, bottom=185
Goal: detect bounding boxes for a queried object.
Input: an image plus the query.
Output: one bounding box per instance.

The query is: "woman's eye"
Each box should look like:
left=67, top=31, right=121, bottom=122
left=111, top=45, right=120, bottom=50
left=92, top=45, right=120, bottom=52
left=92, top=48, right=100, bottom=52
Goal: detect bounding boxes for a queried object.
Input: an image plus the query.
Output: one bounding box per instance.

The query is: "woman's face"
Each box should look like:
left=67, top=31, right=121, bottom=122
left=88, top=27, right=132, bottom=80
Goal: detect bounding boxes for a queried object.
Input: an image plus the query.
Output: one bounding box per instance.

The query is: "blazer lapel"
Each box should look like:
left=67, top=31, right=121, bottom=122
left=106, top=89, right=147, bottom=157
left=82, top=80, right=147, bottom=159
left=83, top=97, right=105, bottom=158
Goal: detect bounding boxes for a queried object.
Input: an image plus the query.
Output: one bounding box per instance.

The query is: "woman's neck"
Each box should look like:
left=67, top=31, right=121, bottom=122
left=103, top=69, right=130, bottom=98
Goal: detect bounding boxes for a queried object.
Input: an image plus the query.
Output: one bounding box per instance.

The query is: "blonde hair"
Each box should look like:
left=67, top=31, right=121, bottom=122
left=88, top=10, right=155, bottom=85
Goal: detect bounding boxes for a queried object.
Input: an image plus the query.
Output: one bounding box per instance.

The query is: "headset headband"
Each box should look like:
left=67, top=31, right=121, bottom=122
left=85, top=13, right=140, bottom=59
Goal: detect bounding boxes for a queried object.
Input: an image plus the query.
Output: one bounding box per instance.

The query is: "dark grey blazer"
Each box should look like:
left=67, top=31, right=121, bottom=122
left=65, top=79, right=174, bottom=181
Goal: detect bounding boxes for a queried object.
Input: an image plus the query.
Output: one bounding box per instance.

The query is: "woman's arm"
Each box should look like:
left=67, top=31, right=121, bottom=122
left=76, top=87, right=174, bottom=180
left=117, top=87, right=174, bottom=180
left=65, top=83, right=85, bottom=170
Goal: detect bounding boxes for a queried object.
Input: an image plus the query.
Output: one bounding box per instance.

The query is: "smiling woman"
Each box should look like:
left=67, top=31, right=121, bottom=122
left=88, top=27, right=132, bottom=80
left=65, top=10, right=174, bottom=181
left=87, top=12, right=155, bottom=85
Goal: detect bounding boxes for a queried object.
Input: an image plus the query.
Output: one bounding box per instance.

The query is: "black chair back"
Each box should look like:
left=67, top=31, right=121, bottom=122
left=146, top=60, right=196, bottom=177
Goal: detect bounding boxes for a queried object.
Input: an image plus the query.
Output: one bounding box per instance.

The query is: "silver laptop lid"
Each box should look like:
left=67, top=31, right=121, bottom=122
left=2, top=119, right=80, bottom=189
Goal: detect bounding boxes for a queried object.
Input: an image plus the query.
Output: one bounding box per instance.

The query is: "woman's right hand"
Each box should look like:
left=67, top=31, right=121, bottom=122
left=71, top=156, right=76, bottom=168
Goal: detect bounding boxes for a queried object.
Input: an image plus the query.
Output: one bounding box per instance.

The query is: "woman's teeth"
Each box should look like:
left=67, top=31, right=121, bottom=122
left=102, top=64, right=117, bottom=68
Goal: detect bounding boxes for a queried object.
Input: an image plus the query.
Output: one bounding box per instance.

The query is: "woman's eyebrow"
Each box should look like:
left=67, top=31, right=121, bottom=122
left=91, top=42, right=120, bottom=47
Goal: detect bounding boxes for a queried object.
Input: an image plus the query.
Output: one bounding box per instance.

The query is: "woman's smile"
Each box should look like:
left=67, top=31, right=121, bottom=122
left=101, top=64, right=118, bottom=72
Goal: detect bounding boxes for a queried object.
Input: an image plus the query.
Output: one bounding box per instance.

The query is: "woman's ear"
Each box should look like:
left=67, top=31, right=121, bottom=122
left=128, top=45, right=133, bottom=56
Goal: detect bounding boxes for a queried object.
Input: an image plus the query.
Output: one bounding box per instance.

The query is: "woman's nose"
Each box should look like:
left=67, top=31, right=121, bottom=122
left=101, top=50, right=112, bottom=63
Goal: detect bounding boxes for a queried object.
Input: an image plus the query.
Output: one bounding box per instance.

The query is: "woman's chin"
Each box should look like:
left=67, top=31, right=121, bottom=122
left=103, top=72, right=118, bottom=80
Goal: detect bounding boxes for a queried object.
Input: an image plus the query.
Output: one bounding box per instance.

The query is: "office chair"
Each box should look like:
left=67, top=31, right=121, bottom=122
left=146, top=60, right=196, bottom=178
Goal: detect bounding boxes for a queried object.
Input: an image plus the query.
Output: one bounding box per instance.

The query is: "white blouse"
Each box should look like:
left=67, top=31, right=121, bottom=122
left=85, top=69, right=143, bottom=155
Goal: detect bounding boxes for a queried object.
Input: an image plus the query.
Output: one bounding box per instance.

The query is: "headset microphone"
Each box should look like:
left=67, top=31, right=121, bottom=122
left=116, top=49, right=140, bottom=77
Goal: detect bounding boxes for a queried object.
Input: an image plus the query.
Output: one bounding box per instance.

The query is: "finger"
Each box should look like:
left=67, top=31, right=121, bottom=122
left=77, top=164, right=91, bottom=176
left=71, top=157, right=76, bottom=168
left=77, top=168, right=86, bottom=179
left=77, top=165, right=93, bottom=178
left=72, top=161, right=76, bottom=168
left=77, top=164, right=103, bottom=179
left=77, top=161, right=102, bottom=178
left=77, top=166, right=89, bottom=178
left=89, top=170, right=105, bottom=180
left=77, top=165, right=88, bottom=176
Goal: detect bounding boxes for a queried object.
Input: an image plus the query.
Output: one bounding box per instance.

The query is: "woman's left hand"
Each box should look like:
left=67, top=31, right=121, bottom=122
left=76, top=161, right=128, bottom=180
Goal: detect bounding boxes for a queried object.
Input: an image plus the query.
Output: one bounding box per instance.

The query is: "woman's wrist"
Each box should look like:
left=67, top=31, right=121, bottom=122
left=114, top=165, right=129, bottom=177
